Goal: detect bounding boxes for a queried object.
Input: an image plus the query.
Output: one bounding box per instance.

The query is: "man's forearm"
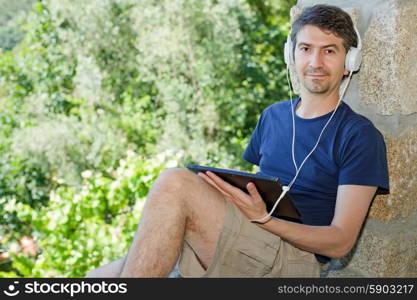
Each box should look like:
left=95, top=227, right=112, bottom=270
left=258, top=218, right=351, bottom=258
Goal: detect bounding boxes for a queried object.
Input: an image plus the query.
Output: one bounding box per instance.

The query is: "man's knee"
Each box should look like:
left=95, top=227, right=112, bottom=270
left=150, top=167, right=224, bottom=212
left=155, top=167, right=198, bottom=192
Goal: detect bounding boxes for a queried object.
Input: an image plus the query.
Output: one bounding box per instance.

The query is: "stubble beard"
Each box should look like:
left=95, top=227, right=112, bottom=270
left=301, top=67, right=332, bottom=94
left=303, top=78, right=330, bottom=94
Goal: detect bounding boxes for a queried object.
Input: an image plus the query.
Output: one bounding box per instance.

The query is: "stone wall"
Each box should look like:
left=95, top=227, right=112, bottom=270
left=295, top=0, right=417, bottom=277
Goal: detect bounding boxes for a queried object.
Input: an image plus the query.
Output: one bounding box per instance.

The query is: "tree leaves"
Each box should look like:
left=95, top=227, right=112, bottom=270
left=0, top=0, right=295, bottom=277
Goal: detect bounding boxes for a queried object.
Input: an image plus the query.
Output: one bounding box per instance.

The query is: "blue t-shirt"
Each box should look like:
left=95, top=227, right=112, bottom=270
left=243, top=98, right=389, bottom=261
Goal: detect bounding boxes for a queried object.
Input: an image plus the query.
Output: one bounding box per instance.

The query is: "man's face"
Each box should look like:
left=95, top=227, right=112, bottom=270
left=293, top=25, right=349, bottom=96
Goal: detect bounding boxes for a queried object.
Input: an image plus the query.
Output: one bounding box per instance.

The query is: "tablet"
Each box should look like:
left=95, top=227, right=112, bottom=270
left=186, top=164, right=301, bottom=220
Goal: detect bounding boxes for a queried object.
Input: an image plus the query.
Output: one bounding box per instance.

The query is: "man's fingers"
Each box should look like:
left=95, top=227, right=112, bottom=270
left=205, top=171, right=247, bottom=199
left=246, top=182, right=263, bottom=202
left=197, top=172, right=218, bottom=188
left=198, top=172, right=230, bottom=197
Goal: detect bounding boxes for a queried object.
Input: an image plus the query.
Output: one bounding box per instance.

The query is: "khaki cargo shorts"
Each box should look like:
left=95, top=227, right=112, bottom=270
left=177, top=201, right=320, bottom=278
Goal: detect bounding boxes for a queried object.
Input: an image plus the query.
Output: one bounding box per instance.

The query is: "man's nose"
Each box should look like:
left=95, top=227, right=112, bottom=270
left=309, top=50, right=324, bottom=68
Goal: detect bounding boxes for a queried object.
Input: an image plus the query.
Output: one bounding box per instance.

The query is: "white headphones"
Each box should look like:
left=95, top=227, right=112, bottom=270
left=284, top=24, right=362, bottom=72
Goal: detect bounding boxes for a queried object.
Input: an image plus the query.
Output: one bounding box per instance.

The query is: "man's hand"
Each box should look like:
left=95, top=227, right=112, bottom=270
left=197, top=171, right=231, bottom=197
left=198, top=171, right=268, bottom=221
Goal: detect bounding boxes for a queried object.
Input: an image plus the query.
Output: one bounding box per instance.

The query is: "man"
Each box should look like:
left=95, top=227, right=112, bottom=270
left=86, top=4, right=389, bottom=278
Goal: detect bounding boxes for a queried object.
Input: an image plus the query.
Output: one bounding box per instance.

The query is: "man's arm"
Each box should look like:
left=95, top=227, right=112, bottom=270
left=258, top=185, right=377, bottom=258
left=201, top=171, right=377, bottom=259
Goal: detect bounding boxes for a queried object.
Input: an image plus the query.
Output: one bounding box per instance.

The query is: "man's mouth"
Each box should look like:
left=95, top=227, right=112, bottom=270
left=306, top=74, right=327, bottom=78
left=304, top=68, right=329, bottom=78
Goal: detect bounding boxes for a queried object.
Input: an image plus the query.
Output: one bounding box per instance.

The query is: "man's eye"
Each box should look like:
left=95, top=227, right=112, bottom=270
left=324, top=49, right=334, bottom=54
left=300, top=47, right=309, bottom=52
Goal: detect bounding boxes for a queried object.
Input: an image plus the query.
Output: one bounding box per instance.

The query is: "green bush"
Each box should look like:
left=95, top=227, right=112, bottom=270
left=0, top=150, right=182, bottom=277
left=0, top=0, right=295, bottom=277
left=0, top=0, right=36, bottom=50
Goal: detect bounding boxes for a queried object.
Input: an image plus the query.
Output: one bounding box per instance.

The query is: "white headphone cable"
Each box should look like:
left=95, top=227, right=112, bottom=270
left=250, top=69, right=353, bottom=223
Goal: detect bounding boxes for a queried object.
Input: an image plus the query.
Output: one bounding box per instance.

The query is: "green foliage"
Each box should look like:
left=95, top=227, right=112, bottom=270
left=0, top=0, right=36, bottom=25
left=0, top=151, right=181, bottom=277
left=0, top=0, right=36, bottom=50
left=0, top=0, right=295, bottom=277
left=217, top=0, right=295, bottom=164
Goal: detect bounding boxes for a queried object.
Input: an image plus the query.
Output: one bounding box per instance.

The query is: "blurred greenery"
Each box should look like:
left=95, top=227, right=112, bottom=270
left=0, top=0, right=296, bottom=277
left=0, top=0, right=36, bottom=50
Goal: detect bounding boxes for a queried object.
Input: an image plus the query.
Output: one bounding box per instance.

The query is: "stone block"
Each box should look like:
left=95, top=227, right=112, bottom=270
left=359, top=0, right=417, bottom=115
left=324, top=212, right=417, bottom=277
left=369, top=128, right=417, bottom=221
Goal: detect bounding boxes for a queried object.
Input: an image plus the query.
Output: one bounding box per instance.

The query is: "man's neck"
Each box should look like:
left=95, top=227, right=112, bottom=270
left=296, top=91, right=341, bottom=119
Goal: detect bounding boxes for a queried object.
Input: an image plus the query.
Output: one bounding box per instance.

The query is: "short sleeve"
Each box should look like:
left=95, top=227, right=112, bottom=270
left=243, top=110, right=266, bottom=166
left=338, top=125, right=389, bottom=195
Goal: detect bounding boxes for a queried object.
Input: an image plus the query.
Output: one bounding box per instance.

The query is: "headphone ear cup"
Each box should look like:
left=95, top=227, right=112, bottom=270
left=284, top=31, right=294, bottom=67
left=345, top=47, right=362, bottom=72
left=284, top=41, right=291, bottom=66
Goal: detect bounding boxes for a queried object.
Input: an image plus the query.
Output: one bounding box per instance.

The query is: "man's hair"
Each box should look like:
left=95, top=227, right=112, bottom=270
left=290, top=4, right=358, bottom=53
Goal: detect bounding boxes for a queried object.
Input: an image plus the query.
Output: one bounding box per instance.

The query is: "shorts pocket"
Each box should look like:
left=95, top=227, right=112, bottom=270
left=281, top=244, right=320, bottom=277
left=221, top=221, right=281, bottom=277
left=281, top=260, right=320, bottom=277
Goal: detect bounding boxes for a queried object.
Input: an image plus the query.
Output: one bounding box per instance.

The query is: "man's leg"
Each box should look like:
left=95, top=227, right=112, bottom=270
left=85, top=168, right=227, bottom=277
